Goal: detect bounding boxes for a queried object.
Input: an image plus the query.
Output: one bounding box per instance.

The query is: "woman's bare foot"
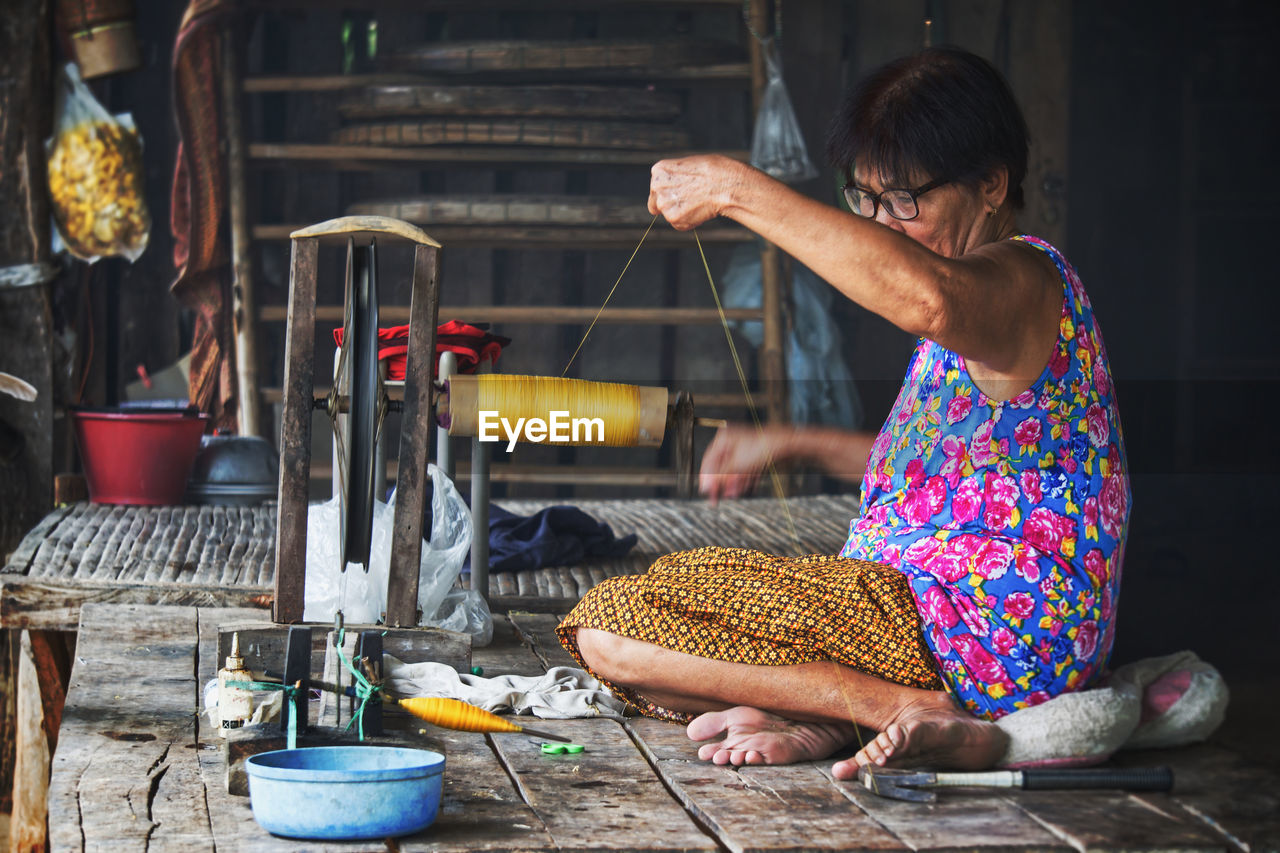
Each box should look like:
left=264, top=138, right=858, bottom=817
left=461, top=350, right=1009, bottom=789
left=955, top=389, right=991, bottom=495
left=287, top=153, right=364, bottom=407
left=829, top=694, right=1009, bottom=780
left=686, top=706, right=857, bottom=767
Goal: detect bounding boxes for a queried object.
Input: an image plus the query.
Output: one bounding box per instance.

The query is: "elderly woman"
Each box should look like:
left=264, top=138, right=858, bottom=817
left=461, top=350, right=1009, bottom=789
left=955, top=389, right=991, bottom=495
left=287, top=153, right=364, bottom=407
left=556, top=46, right=1129, bottom=778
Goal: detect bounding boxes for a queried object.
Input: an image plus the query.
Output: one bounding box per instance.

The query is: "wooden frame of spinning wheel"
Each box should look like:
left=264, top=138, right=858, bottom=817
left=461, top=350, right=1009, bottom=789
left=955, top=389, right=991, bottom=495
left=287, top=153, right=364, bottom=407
left=273, top=215, right=441, bottom=627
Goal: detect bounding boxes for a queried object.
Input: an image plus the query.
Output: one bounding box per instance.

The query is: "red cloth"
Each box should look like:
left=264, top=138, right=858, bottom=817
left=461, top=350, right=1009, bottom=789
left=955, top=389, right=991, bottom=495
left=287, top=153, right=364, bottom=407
left=170, top=0, right=236, bottom=431
left=332, top=320, right=510, bottom=381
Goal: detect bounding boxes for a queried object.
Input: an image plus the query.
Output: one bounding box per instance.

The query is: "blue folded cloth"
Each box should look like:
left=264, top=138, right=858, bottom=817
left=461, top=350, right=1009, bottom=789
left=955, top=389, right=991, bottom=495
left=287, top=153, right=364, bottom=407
left=464, top=503, right=638, bottom=574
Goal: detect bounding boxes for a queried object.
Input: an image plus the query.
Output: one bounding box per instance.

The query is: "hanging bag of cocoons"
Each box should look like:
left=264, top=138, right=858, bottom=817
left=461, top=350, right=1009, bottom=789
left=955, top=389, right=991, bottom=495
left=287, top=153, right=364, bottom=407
left=46, top=63, right=151, bottom=262
left=749, top=37, right=817, bottom=184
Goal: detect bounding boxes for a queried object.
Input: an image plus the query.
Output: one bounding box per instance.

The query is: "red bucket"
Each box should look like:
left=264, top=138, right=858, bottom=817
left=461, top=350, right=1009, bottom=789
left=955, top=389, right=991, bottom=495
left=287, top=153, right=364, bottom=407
left=71, top=408, right=210, bottom=505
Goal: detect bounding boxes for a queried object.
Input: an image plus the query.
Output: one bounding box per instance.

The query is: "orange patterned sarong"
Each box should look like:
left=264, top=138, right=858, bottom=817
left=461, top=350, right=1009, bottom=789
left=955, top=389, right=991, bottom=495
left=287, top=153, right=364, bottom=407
left=556, top=546, right=944, bottom=721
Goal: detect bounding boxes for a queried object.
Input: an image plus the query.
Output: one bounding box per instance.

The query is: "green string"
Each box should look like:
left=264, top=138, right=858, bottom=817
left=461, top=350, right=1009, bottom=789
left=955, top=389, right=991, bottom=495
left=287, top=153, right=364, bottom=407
left=222, top=679, right=301, bottom=750
left=334, top=627, right=381, bottom=740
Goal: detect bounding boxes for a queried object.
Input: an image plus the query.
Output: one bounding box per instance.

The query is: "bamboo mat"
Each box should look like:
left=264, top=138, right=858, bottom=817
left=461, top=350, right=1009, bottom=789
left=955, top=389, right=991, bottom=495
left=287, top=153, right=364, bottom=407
left=2, top=494, right=861, bottom=602
left=489, top=494, right=860, bottom=599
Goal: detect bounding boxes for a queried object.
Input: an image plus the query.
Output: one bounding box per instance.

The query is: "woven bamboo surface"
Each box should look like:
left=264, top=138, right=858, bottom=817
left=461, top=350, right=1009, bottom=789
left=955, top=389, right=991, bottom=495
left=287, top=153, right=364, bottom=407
left=2, top=494, right=860, bottom=602
left=489, top=494, right=860, bottom=599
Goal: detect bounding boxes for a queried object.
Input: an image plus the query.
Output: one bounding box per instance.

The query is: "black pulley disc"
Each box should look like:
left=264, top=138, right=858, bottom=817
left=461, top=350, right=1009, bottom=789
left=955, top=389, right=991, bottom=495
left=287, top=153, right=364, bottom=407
left=341, top=240, right=380, bottom=570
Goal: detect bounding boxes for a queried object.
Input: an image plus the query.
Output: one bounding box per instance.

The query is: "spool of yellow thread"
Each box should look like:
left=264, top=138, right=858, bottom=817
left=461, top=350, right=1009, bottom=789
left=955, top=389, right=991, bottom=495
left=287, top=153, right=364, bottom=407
left=439, top=375, right=668, bottom=448
left=396, top=696, right=570, bottom=742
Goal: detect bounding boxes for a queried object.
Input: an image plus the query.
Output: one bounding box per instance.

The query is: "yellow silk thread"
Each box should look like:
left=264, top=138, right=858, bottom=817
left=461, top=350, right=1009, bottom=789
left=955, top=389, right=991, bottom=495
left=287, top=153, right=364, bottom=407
left=562, top=215, right=660, bottom=377
left=473, top=375, right=645, bottom=446
left=693, top=231, right=801, bottom=555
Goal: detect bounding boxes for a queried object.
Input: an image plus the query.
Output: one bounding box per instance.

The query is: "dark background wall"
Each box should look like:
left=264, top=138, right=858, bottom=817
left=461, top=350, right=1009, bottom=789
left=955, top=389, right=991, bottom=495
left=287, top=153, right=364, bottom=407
left=1066, top=0, right=1279, bottom=699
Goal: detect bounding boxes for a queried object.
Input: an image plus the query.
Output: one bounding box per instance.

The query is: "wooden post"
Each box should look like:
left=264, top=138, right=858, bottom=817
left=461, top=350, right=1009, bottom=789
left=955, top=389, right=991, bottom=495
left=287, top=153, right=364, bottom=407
left=0, top=0, right=54, bottom=816
left=221, top=25, right=261, bottom=437
left=386, top=244, right=440, bottom=627
left=11, top=633, right=51, bottom=853
left=272, top=237, right=318, bottom=623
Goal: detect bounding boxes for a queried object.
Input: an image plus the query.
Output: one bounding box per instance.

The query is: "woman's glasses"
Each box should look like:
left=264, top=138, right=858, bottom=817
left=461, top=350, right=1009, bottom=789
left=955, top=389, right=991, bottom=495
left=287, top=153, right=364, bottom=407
left=842, top=177, right=950, bottom=221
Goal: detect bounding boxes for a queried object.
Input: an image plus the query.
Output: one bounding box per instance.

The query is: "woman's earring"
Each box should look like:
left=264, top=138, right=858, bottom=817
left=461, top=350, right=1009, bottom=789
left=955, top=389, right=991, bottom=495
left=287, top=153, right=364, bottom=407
left=987, top=206, right=998, bottom=217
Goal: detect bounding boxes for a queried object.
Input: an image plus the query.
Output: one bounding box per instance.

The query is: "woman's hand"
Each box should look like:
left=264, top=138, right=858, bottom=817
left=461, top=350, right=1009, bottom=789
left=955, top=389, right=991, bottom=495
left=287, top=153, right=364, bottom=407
left=699, top=424, right=878, bottom=503
left=648, top=154, right=749, bottom=231
left=698, top=424, right=796, bottom=504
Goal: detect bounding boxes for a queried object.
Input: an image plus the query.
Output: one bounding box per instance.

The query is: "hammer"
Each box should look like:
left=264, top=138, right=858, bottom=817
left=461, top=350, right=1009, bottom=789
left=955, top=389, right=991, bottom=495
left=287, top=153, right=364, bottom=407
left=857, top=766, right=1174, bottom=803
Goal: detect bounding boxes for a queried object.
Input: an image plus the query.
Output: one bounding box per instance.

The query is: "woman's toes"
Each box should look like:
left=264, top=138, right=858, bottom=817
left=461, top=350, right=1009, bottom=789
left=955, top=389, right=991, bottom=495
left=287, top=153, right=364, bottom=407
left=698, top=742, right=721, bottom=761
left=830, top=758, right=858, bottom=781
left=687, top=710, right=732, bottom=742
left=857, top=739, right=889, bottom=766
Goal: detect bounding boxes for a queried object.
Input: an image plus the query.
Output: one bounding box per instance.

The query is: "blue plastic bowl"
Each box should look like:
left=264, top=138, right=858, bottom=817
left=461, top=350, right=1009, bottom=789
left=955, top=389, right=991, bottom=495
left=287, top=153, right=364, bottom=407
left=245, top=746, right=445, bottom=840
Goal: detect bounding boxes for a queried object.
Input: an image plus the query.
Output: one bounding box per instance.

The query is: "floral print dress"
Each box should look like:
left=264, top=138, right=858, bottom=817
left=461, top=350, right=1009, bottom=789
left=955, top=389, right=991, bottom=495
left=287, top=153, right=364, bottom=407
left=840, top=235, right=1130, bottom=720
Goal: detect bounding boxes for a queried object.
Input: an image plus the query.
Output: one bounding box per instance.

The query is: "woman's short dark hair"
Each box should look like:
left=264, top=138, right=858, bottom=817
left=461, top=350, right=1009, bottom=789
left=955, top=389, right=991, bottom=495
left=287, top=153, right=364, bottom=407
left=825, top=46, right=1030, bottom=209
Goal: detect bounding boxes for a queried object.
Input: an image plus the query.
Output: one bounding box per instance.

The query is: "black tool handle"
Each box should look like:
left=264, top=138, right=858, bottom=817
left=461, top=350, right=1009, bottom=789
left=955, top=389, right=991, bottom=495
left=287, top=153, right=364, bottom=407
left=1021, top=766, right=1174, bottom=792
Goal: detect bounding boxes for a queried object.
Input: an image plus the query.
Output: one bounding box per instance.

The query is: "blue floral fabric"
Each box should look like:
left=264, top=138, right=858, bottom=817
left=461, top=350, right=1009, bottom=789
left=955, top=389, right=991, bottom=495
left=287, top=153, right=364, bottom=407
left=839, top=236, right=1130, bottom=720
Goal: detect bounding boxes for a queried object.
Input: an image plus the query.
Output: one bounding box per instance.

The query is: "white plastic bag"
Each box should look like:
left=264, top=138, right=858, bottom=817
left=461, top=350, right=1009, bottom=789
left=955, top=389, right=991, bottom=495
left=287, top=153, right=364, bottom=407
left=413, top=464, right=474, bottom=624
left=303, top=464, right=492, bottom=644
left=749, top=38, right=817, bottom=183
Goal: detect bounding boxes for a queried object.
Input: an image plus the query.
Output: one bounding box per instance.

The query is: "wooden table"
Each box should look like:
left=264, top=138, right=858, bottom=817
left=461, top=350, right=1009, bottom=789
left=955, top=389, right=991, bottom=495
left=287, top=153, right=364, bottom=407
left=2, top=494, right=861, bottom=850
left=47, top=603, right=1280, bottom=852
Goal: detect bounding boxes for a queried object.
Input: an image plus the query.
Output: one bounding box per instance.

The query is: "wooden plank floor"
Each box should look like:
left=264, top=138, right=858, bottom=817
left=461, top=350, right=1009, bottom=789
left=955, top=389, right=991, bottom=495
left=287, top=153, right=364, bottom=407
left=46, top=603, right=1280, bottom=852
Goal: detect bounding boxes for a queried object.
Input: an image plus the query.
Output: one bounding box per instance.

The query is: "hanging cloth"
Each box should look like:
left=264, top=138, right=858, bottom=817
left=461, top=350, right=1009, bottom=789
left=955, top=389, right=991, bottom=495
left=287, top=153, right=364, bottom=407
left=170, top=0, right=237, bottom=430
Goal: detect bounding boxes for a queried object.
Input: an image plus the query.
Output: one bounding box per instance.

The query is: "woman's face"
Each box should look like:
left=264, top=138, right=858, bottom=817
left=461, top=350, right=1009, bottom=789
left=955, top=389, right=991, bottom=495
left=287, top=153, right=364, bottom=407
left=852, top=164, right=996, bottom=259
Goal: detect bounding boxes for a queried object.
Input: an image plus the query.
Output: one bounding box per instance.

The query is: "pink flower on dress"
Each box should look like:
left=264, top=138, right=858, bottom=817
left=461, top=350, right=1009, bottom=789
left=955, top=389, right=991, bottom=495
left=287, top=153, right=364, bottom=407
left=1039, top=575, right=1057, bottom=600
left=974, top=539, right=1014, bottom=580
left=950, top=633, right=1014, bottom=689
left=992, top=626, right=1017, bottom=656
left=1094, top=363, right=1110, bottom=396
left=1085, top=403, right=1109, bottom=448
left=1049, top=346, right=1070, bottom=379
left=1027, top=690, right=1052, bottom=707
left=939, top=435, right=970, bottom=489
left=904, top=458, right=925, bottom=487
left=929, top=623, right=952, bottom=656
left=1083, top=548, right=1108, bottom=587
left=1014, top=546, right=1042, bottom=583
left=1100, top=474, right=1128, bottom=539
left=971, top=419, right=1000, bottom=467
left=951, top=475, right=984, bottom=524
left=903, top=536, right=945, bottom=567
left=1010, top=389, right=1036, bottom=409
left=1014, top=416, right=1043, bottom=450
left=880, top=543, right=902, bottom=564
left=903, top=475, right=948, bottom=526
left=925, top=547, right=970, bottom=583
left=982, top=472, right=1020, bottom=530
left=1073, top=620, right=1100, bottom=660
left=954, top=595, right=992, bottom=637
left=1101, top=585, right=1114, bottom=620
left=921, top=585, right=960, bottom=629
left=1021, top=469, right=1043, bottom=504
left=946, top=394, right=973, bottom=425
left=1023, top=506, right=1075, bottom=554
left=1003, top=591, right=1035, bottom=620
left=1083, top=495, right=1099, bottom=529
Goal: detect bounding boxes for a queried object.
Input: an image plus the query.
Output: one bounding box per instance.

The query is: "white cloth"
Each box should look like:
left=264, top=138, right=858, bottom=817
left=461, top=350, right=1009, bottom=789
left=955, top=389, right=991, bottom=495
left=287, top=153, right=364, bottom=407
left=996, top=650, right=1229, bottom=768
left=383, top=657, right=631, bottom=720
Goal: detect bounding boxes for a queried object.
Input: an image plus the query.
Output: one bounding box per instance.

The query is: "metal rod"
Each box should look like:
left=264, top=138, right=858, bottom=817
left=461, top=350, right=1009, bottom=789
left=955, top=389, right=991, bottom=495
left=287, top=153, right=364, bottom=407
left=437, top=351, right=457, bottom=480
